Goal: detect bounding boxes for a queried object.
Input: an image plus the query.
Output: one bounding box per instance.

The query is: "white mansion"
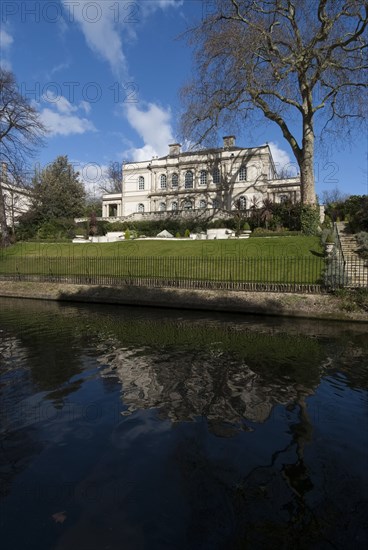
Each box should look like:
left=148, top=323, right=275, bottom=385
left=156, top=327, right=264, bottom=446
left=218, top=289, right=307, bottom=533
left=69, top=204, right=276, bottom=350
left=1, top=163, right=32, bottom=231
left=102, top=137, right=301, bottom=221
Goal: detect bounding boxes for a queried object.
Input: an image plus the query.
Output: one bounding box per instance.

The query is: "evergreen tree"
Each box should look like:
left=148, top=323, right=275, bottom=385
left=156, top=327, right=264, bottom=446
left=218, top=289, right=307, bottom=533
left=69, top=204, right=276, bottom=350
left=31, top=156, right=86, bottom=222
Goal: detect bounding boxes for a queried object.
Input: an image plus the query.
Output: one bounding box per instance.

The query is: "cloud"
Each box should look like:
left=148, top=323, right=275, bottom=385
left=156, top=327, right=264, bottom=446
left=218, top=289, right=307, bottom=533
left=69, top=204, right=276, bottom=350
left=50, top=62, right=70, bottom=76
left=40, top=108, right=96, bottom=136
left=124, top=102, right=174, bottom=160
left=53, top=95, right=78, bottom=115
left=39, top=94, right=95, bottom=136
left=268, top=141, right=298, bottom=176
left=79, top=100, right=91, bottom=115
left=61, top=0, right=127, bottom=77
left=61, top=0, right=182, bottom=77
left=140, top=0, right=183, bottom=17
left=0, top=29, right=13, bottom=49
left=0, top=28, right=13, bottom=70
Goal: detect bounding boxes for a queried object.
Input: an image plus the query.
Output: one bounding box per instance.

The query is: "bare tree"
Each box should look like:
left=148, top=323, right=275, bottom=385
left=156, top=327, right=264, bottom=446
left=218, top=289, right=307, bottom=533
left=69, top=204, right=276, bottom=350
left=181, top=0, right=367, bottom=206
left=0, top=68, right=46, bottom=246
left=321, top=186, right=349, bottom=205
left=99, top=161, right=122, bottom=194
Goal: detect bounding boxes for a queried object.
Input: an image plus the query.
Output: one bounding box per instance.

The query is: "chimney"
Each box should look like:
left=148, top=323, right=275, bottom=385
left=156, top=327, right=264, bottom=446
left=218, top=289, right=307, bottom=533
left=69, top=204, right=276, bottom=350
left=169, top=143, right=181, bottom=156
left=223, top=135, right=236, bottom=149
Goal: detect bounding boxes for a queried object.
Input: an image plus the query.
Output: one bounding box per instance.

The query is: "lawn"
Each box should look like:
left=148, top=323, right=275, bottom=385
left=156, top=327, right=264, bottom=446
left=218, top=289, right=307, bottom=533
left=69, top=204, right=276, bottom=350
left=0, top=237, right=324, bottom=285
left=1, top=236, right=322, bottom=259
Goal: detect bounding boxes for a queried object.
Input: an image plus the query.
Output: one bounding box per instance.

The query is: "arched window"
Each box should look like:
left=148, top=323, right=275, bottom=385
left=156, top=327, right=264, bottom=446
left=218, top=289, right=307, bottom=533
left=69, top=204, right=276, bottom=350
left=185, top=171, right=193, bottom=188
left=239, top=195, right=247, bottom=210
left=183, top=199, right=193, bottom=210
left=138, top=203, right=145, bottom=213
left=239, top=165, right=247, bottom=181
left=171, top=201, right=178, bottom=211
left=138, top=176, right=145, bottom=190
left=172, top=173, right=178, bottom=188
left=200, top=170, right=207, bottom=185
left=159, top=202, right=166, bottom=211
left=160, top=174, right=167, bottom=189
left=213, top=168, right=220, bottom=184
left=199, top=199, right=207, bottom=209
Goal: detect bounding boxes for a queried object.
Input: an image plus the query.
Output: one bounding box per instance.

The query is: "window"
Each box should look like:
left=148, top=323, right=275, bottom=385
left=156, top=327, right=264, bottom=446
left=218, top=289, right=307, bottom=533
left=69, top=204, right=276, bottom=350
left=138, top=176, right=145, bottom=190
left=159, top=202, right=166, bottom=211
left=239, top=165, right=247, bottom=181
left=280, top=194, right=289, bottom=203
left=185, top=171, right=193, bottom=188
left=183, top=199, right=193, bottom=210
left=200, top=170, right=207, bottom=185
left=212, top=198, right=220, bottom=209
left=138, top=203, right=145, bottom=213
left=199, top=199, right=207, bottom=209
left=172, top=201, right=178, bottom=211
left=213, top=168, right=220, bottom=184
left=160, top=174, right=167, bottom=189
left=239, top=195, right=247, bottom=210
left=108, top=204, right=117, bottom=217
left=172, top=173, right=178, bottom=188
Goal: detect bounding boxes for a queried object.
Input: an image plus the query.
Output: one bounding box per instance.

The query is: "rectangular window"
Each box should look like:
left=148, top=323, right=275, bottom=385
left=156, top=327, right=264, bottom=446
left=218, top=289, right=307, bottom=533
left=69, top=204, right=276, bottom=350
left=239, top=166, right=247, bottom=181
left=213, top=168, right=220, bottom=184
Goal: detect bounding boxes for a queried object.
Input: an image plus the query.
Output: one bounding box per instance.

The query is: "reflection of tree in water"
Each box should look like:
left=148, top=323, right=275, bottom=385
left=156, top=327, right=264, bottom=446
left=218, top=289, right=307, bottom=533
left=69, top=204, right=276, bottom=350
left=172, top=393, right=362, bottom=549
left=0, top=311, right=92, bottom=404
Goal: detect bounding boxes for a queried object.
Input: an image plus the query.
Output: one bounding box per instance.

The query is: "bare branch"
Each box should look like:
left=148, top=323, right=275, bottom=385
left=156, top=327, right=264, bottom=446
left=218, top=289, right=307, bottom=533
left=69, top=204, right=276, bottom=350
left=0, top=68, right=47, bottom=246
left=181, top=0, right=367, bottom=205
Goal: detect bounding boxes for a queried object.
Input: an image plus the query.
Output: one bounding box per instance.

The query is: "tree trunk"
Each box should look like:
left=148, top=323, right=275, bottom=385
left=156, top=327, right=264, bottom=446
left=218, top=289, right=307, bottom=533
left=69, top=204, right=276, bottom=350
left=300, top=120, right=316, bottom=205
left=0, top=182, right=11, bottom=247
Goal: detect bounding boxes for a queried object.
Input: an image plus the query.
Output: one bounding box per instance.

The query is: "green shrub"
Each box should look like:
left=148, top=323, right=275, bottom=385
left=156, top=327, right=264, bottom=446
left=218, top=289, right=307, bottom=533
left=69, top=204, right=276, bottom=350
left=321, top=214, right=333, bottom=229
left=321, top=228, right=335, bottom=245
left=268, top=214, right=282, bottom=231
left=345, top=196, right=368, bottom=233
left=252, top=227, right=269, bottom=235
left=243, top=222, right=251, bottom=231
left=300, top=205, right=320, bottom=235
left=107, top=221, right=127, bottom=232
left=33, top=218, right=77, bottom=241
left=356, top=231, right=368, bottom=259
left=125, top=228, right=131, bottom=240
left=184, top=229, right=191, bottom=238
left=251, top=229, right=301, bottom=238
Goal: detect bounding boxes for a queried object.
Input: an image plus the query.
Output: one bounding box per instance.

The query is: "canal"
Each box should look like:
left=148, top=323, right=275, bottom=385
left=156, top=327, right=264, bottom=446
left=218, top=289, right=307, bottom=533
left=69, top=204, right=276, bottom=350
left=0, top=297, right=367, bottom=549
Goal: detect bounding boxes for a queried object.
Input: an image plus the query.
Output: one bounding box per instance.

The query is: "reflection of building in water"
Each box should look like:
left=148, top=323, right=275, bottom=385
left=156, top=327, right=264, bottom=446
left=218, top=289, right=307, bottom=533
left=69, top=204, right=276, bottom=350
left=97, top=341, right=316, bottom=425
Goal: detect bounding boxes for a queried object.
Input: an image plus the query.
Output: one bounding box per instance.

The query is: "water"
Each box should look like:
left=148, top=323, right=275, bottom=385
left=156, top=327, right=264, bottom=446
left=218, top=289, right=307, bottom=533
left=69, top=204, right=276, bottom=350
left=0, top=297, right=367, bottom=550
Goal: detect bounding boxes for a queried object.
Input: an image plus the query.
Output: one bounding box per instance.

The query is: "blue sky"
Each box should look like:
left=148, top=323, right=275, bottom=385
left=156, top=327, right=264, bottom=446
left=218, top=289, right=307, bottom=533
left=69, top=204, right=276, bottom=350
left=1, top=0, right=367, bottom=199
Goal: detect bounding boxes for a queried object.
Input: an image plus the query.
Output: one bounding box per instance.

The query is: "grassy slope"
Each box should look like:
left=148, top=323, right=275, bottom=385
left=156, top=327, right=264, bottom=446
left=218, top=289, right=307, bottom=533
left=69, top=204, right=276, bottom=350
left=0, top=237, right=324, bottom=283
left=1, top=236, right=322, bottom=258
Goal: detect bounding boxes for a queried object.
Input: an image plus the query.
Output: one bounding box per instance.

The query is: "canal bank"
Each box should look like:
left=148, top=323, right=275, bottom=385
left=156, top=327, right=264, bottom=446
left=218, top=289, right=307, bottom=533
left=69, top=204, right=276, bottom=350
left=0, top=281, right=367, bottom=322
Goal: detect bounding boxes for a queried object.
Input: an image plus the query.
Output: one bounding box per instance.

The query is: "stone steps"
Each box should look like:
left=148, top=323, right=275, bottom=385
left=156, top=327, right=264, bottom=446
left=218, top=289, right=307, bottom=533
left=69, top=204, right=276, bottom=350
left=335, top=222, right=367, bottom=287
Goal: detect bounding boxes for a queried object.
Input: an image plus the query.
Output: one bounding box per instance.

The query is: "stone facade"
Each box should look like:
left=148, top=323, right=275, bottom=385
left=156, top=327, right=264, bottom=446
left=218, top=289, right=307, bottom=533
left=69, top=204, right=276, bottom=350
left=102, top=137, right=301, bottom=221
left=1, top=182, right=32, bottom=229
